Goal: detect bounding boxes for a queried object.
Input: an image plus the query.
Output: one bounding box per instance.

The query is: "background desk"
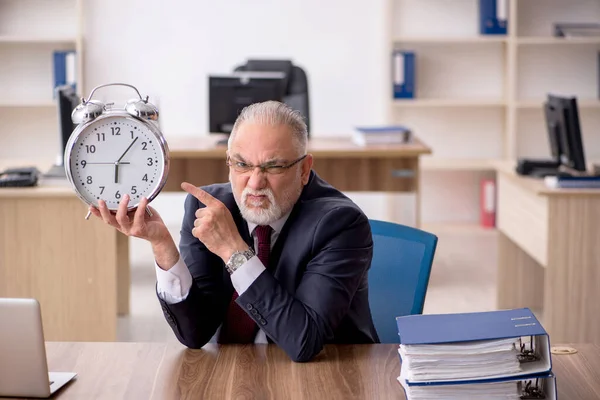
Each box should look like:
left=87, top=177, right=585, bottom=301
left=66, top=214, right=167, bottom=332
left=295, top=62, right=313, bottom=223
left=0, top=136, right=430, bottom=342
left=495, top=163, right=600, bottom=344
left=165, top=135, right=431, bottom=227
left=0, top=181, right=128, bottom=342
left=30, top=342, right=600, bottom=399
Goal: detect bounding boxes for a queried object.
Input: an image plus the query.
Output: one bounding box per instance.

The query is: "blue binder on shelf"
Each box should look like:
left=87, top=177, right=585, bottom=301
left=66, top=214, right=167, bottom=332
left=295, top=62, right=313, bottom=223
left=53, top=50, right=77, bottom=95
left=392, top=50, right=415, bottom=99
left=479, top=0, right=508, bottom=35
left=396, top=308, right=552, bottom=384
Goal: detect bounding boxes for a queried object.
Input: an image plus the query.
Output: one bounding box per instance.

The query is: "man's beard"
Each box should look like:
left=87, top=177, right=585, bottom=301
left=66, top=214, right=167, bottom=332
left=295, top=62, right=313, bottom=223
left=231, top=172, right=303, bottom=225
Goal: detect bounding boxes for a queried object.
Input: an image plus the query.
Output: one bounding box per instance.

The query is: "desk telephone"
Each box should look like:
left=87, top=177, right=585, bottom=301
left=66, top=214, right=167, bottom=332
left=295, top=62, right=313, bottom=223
left=0, top=167, right=40, bottom=187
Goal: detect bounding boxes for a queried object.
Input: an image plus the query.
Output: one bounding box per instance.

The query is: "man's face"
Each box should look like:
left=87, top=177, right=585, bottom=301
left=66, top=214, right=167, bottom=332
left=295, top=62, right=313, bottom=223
left=228, top=122, right=312, bottom=225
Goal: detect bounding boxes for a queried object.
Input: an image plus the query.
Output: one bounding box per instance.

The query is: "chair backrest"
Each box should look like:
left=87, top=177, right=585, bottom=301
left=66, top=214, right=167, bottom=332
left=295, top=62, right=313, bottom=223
left=234, top=59, right=310, bottom=134
left=368, top=219, right=438, bottom=343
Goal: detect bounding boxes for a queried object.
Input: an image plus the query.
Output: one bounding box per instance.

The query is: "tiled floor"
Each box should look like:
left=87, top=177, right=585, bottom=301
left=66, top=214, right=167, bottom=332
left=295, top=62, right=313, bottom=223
left=117, top=221, right=499, bottom=343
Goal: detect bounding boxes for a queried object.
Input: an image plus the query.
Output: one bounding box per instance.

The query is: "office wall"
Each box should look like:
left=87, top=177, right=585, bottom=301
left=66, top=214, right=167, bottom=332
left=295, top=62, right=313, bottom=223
left=82, top=0, right=389, bottom=138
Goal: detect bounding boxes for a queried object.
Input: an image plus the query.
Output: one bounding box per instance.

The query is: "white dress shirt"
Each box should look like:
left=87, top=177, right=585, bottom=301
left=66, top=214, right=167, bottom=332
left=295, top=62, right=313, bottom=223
left=155, top=212, right=291, bottom=344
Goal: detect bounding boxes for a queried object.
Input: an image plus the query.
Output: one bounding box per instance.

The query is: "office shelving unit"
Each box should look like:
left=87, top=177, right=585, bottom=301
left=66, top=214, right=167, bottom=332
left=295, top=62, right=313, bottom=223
left=387, top=0, right=600, bottom=225
left=0, top=0, right=84, bottom=160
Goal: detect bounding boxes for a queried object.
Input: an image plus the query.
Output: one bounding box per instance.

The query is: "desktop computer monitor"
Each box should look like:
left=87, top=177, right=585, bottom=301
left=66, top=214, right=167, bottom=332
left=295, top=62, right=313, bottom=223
left=45, top=85, right=80, bottom=177
left=209, top=72, right=286, bottom=142
left=544, top=94, right=586, bottom=172
left=517, top=94, right=586, bottom=177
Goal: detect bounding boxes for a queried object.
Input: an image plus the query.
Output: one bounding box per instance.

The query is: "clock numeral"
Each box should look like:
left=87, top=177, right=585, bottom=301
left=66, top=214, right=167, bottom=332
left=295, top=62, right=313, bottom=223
left=81, top=160, right=87, bottom=168
left=86, top=176, right=93, bottom=184
left=131, top=186, right=137, bottom=194
left=115, top=190, right=121, bottom=199
left=142, top=174, right=148, bottom=182
left=147, top=158, right=153, bottom=166
left=85, top=145, right=96, bottom=153
left=131, top=131, right=135, bottom=139
left=111, top=127, right=121, bottom=136
left=99, top=186, right=105, bottom=194
left=96, top=133, right=106, bottom=142
left=141, top=141, right=148, bottom=150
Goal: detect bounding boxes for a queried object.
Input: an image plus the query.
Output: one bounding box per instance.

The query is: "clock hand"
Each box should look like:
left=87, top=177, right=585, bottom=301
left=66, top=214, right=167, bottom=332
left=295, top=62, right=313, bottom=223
left=85, top=162, right=131, bottom=165
left=114, top=137, right=138, bottom=184
left=117, top=137, right=139, bottom=163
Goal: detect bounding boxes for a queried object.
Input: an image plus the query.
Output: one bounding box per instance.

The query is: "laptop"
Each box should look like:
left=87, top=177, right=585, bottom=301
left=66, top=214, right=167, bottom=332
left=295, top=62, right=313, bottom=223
left=0, top=298, right=77, bottom=398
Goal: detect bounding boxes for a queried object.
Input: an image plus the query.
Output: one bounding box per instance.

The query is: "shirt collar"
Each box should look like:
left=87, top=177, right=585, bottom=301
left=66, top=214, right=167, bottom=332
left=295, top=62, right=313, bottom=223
left=247, top=211, right=291, bottom=237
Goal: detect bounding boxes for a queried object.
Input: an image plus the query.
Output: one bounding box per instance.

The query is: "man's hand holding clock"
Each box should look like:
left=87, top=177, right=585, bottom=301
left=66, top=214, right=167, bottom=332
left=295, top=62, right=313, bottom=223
left=91, top=181, right=250, bottom=273
left=90, top=195, right=180, bottom=270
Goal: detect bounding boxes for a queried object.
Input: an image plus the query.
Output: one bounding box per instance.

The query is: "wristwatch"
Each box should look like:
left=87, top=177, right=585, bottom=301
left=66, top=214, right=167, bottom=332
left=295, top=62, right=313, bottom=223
left=225, top=247, right=255, bottom=274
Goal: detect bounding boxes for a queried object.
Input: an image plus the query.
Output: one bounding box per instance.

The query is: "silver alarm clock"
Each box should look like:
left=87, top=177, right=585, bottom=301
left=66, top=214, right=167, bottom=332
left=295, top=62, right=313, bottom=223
left=64, top=83, right=170, bottom=218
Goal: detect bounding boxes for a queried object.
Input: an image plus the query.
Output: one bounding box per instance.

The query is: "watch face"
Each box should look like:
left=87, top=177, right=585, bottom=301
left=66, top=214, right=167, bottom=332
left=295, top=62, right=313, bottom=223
left=65, top=114, right=169, bottom=210
left=231, top=253, right=247, bottom=269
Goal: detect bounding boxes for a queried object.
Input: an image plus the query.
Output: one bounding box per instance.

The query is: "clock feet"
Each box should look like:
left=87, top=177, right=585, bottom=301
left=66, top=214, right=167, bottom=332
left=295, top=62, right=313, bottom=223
left=85, top=210, right=92, bottom=220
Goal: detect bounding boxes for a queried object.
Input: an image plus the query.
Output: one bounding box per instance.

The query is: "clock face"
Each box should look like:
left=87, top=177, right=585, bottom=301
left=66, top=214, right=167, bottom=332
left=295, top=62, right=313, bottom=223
left=66, top=114, right=168, bottom=210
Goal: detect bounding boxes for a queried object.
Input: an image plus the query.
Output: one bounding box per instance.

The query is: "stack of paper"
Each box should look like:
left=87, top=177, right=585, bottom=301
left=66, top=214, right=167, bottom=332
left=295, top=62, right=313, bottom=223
left=400, top=379, right=520, bottom=400
left=399, top=338, right=522, bottom=382
left=395, top=308, right=557, bottom=400
left=352, top=125, right=411, bottom=146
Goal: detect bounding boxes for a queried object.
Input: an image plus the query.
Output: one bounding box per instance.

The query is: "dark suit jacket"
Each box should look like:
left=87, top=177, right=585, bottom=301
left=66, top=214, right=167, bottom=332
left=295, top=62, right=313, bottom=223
left=158, top=171, right=379, bottom=362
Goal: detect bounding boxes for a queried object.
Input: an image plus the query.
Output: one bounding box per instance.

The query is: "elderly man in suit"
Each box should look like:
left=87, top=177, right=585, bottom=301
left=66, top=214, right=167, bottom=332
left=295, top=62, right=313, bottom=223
left=92, top=100, right=379, bottom=362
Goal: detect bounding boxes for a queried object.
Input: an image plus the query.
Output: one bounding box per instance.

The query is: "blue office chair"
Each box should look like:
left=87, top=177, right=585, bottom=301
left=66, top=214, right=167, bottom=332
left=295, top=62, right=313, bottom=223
left=368, top=219, right=438, bottom=343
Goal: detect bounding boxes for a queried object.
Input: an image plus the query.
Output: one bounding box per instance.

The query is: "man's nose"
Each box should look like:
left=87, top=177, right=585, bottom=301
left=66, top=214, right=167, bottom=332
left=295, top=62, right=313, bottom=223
left=246, top=168, right=267, bottom=190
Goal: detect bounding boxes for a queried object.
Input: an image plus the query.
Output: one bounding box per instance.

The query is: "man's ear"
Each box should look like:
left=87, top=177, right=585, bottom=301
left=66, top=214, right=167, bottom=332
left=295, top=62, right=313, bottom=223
left=301, top=154, right=313, bottom=185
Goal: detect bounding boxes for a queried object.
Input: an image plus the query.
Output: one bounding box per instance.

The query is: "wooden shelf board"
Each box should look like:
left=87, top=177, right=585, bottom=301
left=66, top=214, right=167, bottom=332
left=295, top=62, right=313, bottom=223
left=0, top=102, right=55, bottom=108
left=0, top=36, right=77, bottom=44
left=517, top=37, right=600, bottom=45
left=393, top=36, right=507, bottom=44
left=421, top=158, right=497, bottom=171
left=517, top=99, right=600, bottom=109
left=393, top=99, right=506, bottom=108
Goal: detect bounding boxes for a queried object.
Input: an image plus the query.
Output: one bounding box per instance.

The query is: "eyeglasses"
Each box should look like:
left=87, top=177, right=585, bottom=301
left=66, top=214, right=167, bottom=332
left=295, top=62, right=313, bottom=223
left=226, top=154, right=307, bottom=175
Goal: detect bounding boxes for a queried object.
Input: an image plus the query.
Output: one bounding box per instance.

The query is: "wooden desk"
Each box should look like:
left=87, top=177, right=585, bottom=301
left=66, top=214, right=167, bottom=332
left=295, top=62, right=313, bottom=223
left=495, top=162, right=600, bottom=343
left=166, top=135, right=431, bottom=227
left=29, top=342, right=600, bottom=399
left=0, top=179, right=129, bottom=342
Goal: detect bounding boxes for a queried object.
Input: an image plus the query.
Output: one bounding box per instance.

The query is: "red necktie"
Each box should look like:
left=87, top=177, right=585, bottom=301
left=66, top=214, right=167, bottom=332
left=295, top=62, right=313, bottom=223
left=218, top=225, right=272, bottom=344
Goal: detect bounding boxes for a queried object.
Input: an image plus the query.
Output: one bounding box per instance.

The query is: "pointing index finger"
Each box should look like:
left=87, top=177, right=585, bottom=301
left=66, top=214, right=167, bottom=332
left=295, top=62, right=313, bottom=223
left=181, top=182, right=219, bottom=207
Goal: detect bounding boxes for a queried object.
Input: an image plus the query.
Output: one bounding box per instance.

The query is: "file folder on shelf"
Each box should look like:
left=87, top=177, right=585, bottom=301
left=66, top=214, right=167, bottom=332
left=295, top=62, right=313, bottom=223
left=399, top=373, right=557, bottom=400
left=396, top=308, right=552, bottom=384
left=53, top=50, right=77, bottom=95
left=392, top=50, right=415, bottom=99
left=479, top=0, right=508, bottom=35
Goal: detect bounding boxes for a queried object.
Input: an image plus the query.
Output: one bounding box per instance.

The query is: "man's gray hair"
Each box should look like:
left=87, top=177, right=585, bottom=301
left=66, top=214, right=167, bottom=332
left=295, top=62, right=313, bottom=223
left=228, top=101, right=308, bottom=154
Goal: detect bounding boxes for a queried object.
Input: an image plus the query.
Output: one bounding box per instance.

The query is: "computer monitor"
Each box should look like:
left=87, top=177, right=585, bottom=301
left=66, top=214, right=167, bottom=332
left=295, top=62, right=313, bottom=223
left=543, top=100, right=563, bottom=162
left=45, top=85, right=79, bottom=177
left=544, top=94, right=586, bottom=172
left=517, top=94, right=587, bottom=177
left=209, top=72, right=286, bottom=143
